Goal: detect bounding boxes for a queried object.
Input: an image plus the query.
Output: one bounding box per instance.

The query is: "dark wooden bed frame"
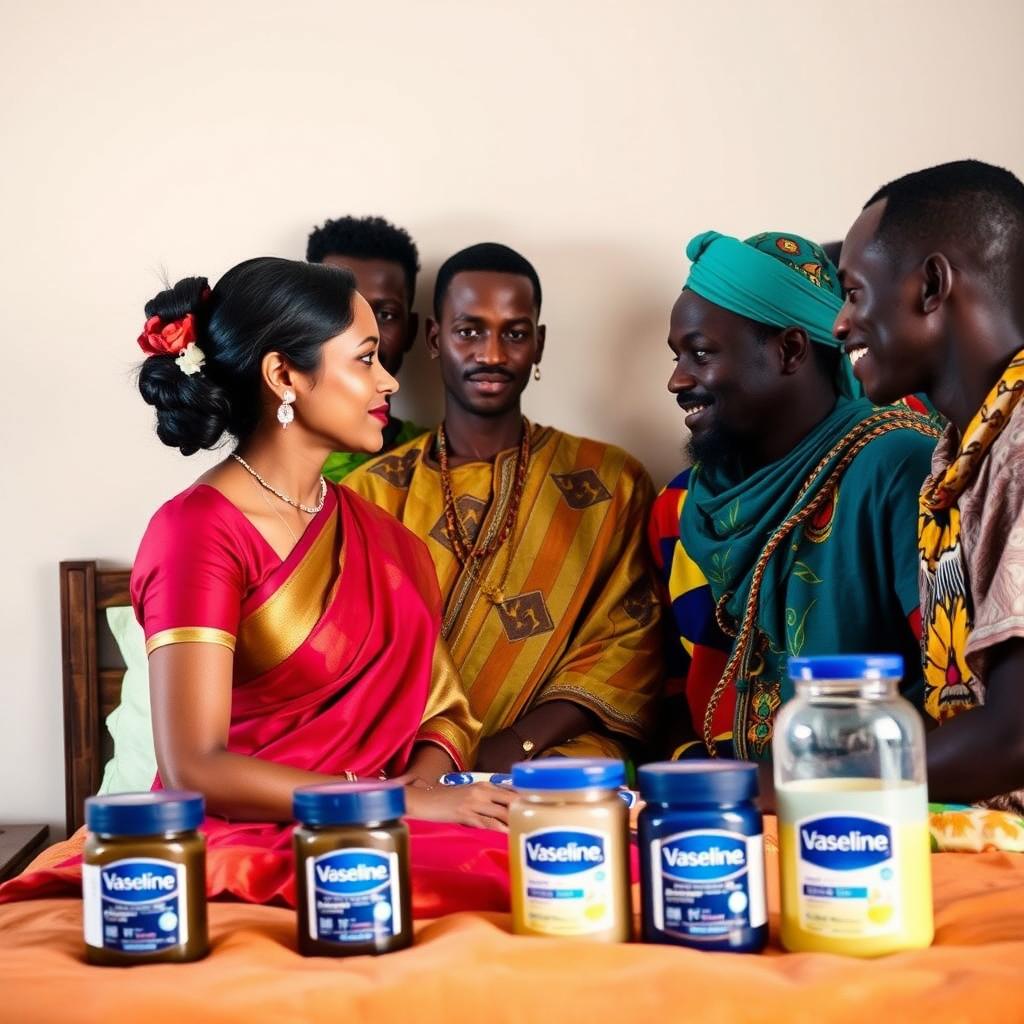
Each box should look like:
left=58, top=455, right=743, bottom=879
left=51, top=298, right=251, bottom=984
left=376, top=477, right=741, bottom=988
left=59, top=561, right=132, bottom=835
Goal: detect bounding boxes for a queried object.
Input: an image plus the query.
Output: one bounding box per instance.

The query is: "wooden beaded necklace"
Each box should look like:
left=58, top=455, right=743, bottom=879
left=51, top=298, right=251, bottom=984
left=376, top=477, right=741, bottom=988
left=436, top=419, right=532, bottom=604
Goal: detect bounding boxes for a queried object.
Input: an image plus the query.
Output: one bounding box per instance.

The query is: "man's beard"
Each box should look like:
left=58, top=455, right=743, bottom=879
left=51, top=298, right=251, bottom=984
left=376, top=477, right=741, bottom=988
left=687, top=420, right=744, bottom=474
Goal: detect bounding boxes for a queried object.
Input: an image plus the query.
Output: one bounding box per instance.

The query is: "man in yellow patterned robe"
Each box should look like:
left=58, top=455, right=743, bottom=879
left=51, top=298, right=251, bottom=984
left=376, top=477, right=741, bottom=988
left=346, top=243, right=663, bottom=771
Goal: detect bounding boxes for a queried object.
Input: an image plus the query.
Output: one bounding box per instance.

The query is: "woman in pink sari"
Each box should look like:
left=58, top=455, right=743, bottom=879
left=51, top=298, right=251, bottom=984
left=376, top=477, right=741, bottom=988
left=3, top=257, right=510, bottom=914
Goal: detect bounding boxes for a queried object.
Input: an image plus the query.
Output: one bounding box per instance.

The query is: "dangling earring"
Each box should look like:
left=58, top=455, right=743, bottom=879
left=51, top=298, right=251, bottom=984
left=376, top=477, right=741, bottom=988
left=277, top=388, right=296, bottom=428
left=533, top=365, right=541, bottom=381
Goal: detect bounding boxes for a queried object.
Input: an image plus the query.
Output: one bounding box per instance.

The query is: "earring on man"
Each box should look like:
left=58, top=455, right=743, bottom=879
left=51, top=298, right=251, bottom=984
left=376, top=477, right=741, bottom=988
left=533, top=365, right=541, bottom=381
left=277, top=388, right=296, bottom=427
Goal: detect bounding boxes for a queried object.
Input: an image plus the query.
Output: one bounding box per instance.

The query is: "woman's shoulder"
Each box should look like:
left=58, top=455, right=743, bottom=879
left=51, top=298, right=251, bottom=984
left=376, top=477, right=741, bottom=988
left=131, top=483, right=255, bottom=631
left=135, top=483, right=251, bottom=574
left=144, top=482, right=239, bottom=537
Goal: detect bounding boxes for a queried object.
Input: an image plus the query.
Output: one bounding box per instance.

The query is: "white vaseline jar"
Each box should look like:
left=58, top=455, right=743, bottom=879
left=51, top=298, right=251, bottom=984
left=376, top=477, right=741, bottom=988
left=774, top=654, right=933, bottom=956
left=509, top=758, right=631, bottom=942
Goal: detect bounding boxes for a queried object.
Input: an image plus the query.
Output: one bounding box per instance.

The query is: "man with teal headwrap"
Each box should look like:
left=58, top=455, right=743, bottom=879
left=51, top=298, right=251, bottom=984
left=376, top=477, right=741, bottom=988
left=648, top=230, right=940, bottom=761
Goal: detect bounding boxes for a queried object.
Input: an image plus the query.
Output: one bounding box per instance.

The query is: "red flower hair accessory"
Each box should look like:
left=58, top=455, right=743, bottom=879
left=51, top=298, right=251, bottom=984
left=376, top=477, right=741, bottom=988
left=137, top=312, right=197, bottom=356
left=137, top=287, right=211, bottom=375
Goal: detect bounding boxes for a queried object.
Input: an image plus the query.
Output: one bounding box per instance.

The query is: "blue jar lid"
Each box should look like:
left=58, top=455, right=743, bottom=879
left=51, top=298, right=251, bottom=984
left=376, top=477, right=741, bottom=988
left=637, top=761, right=759, bottom=804
left=788, top=654, right=904, bottom=680
left=511, top=757, right=625, bottom=790
left=293, top=781, right=405, bottom=826
left=85, top=791, right=204, bottom=835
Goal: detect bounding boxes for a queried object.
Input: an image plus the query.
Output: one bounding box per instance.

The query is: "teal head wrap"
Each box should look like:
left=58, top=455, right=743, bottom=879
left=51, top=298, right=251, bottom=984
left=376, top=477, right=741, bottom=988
left=683, top=230, right=859, bottom=399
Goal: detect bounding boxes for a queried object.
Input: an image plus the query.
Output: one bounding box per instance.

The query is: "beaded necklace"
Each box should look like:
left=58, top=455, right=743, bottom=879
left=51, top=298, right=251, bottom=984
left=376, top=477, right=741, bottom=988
left=436, top=420, right=531, bottom=604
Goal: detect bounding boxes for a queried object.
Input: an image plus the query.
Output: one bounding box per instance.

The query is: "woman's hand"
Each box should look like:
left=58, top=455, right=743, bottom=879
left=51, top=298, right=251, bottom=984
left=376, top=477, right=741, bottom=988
left=403, top=781, right=512, bottom=831
left=402, top=742, right=455, bottom=788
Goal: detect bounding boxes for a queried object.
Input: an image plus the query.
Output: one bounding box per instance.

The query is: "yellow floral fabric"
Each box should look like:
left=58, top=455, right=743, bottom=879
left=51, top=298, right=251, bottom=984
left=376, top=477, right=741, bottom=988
left=930, top=804, right=1024, bottom=853
left=918, top=350, right=1024, bottom=723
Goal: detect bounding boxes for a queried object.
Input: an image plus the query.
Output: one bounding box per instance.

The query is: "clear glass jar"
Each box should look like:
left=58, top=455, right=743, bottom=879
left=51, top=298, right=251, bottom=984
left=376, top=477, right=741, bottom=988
left=773, top=654, right=933, bottom=956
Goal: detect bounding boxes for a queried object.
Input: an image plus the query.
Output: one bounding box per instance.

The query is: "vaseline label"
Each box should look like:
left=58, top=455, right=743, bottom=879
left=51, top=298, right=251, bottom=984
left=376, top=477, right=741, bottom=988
left=650, top=829, right=766, bottom=940
left=795, top=814, right=899, bottom=936
left=307, top=848, right=400, bottom=944
left=519, top=828, right=612, bottom=936
left=83, top=857, right=188, bottom=953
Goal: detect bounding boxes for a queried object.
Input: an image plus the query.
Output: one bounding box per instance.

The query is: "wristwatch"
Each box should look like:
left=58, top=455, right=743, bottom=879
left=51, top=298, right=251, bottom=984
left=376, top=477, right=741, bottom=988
left=509, top=725, right=536, bottom=757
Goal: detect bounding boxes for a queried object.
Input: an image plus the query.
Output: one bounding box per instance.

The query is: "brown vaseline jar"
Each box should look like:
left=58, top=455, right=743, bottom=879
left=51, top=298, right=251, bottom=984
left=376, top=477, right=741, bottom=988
left=293, top=781, right=412, bottom=956
left=83, top=791, right=208, bottom=966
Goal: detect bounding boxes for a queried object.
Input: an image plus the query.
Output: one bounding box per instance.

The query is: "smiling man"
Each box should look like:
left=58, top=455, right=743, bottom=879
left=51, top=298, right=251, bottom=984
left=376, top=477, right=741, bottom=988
left=307, top=215, right=428, bottom=480
left=648, top=231, right=940, bottom=761
left=835, top=160, right=1024, bottom=811
left=346, top=242, right=663, bottom=771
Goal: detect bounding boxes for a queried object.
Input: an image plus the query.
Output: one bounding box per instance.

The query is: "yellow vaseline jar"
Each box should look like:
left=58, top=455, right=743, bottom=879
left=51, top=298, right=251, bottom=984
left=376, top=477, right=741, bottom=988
left=774, top=654, right=933, bottom=956
left=509, top=758, right=631, bottom=942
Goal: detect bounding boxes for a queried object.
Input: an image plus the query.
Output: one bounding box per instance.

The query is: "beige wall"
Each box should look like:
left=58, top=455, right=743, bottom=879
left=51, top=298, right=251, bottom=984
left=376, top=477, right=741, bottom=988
left=3, top=0, right=1022, bottom=832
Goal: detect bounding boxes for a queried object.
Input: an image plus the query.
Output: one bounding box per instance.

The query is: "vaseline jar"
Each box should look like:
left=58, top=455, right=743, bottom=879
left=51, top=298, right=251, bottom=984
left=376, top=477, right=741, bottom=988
left=293, top=781, right=412, bottom=956
left=638, top=761, right=767, bottom=952
left=774, top=654, right=933, bottom=956
left=83, top=791, right=207, bottom=966
left=509, top=758, right=631, bottom=941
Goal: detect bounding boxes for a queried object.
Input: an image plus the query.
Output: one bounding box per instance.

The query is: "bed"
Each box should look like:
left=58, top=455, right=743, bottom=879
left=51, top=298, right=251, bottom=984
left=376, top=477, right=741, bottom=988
left=1, top=562, right=1022, bottom=1021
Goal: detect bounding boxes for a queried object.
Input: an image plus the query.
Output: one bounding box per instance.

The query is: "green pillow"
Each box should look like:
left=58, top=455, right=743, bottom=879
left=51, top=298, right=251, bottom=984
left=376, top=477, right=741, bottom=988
left=98, top=606, right=157, bottom=794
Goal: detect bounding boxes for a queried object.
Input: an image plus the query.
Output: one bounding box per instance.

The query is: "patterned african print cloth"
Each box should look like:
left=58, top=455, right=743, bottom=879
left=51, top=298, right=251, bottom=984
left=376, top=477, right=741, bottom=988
left=918, top=349, right=1024, bottom=813
left=929, top=803, right=1024, bottom=852
left=344, top=422, right=664, bottom=757
left=649, top=397, right=940, bottom=761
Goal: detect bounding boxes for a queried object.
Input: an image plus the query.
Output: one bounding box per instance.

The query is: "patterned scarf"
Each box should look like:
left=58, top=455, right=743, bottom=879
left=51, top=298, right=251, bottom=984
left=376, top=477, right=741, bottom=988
left=919, top=349, right=1024, bottom=721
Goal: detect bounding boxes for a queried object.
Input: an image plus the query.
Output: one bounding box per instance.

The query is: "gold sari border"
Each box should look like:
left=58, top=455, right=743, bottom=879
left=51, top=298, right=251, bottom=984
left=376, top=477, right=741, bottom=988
left=146, top=627, right=236, bottom=655
left=235, top=511, right=339, bottom=678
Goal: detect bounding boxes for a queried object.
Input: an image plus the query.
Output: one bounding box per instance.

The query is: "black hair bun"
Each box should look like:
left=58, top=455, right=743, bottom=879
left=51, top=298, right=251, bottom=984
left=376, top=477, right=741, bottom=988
left=137, top=276, right=231, bottom=456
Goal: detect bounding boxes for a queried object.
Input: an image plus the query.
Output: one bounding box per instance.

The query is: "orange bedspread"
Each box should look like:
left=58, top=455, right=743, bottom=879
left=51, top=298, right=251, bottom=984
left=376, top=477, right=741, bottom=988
left=3, top=833, right=1024, bottom=1023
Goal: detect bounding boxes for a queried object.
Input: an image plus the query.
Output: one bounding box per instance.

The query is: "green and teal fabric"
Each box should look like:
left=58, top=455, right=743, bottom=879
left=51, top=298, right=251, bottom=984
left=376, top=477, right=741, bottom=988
left=684, top=230, right=859, bottom=399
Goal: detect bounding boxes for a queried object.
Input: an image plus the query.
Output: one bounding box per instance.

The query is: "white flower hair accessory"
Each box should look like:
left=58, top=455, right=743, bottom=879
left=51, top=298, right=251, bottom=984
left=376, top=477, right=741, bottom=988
left=175, top=342, right=206, bottom=376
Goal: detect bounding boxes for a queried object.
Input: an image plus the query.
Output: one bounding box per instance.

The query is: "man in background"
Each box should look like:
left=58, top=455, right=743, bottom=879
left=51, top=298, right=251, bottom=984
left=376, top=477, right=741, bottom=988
left=307, top=215, right=428, bottom=480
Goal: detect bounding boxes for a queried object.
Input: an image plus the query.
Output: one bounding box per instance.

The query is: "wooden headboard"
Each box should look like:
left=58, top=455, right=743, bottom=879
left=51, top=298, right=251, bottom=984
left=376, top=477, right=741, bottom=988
left=59, top=561, right=132, bottom=835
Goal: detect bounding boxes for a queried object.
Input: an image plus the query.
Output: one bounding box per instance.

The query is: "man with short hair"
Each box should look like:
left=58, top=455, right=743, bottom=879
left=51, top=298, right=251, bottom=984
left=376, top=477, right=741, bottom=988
left=347, top=243, right=663, bottom=770
left=835, top=159, right=1024, bottom=810
left=307, top=215, right=428, bottom=480
left=649, top=230, right=939, bottom=761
